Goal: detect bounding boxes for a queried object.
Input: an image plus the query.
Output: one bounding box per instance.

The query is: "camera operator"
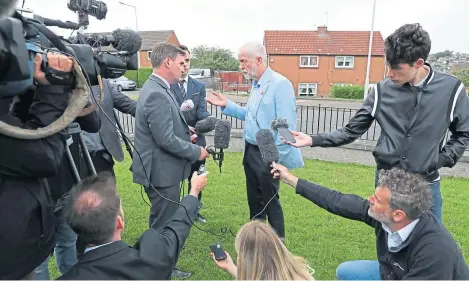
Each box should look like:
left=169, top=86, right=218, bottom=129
left=34, top=88, right=101, bottom=278
left=0, top=52, right=75, bottom=280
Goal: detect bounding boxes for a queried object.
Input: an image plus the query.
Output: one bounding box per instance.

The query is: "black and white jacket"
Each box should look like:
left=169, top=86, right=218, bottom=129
left=312, top=63, right=469, bottom=181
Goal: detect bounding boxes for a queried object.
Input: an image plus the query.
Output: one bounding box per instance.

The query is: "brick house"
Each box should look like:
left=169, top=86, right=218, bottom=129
left=263, top=26, right=386, bottom=97
left=136, top=30, right=180, bottom=68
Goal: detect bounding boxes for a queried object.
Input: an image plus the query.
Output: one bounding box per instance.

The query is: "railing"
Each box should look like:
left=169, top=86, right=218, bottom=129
left=114, top=103, right=381, bottom=142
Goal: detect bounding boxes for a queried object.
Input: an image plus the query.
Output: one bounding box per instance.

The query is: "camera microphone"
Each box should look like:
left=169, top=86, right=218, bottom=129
left=256, top=129, right=280, bottom=178
left=111, top=29, right=142, bottom=53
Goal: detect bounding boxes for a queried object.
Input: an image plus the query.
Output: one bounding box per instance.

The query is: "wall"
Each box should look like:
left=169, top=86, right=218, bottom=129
left=268, top=55, right=385, bottom=96
left=137, top=32, right=181, bottom=68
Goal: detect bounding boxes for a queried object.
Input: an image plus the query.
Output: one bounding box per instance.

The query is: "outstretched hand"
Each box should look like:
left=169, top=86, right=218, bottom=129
left=281, top=130, right=313, bottom=148
left=206, top=91, right=228, bottom=107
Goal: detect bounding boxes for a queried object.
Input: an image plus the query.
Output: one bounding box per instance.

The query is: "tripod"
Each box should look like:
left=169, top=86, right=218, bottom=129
left=54, top=122, right=97, bottom=213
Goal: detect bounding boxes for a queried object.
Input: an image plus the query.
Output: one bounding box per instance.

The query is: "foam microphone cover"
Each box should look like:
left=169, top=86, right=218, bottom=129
left=195, top=116, right=217, bottom=134
left=214, top=120, right=231, bottom=149
left=270, top=118, right=289, bottom=131
left=111, top=28, right=143, bottom=53
left=256, top=129, right=280, bottom=164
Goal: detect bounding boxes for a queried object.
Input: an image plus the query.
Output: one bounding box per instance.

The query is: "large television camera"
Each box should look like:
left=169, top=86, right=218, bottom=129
left=0, top=0, right=142, bottom=139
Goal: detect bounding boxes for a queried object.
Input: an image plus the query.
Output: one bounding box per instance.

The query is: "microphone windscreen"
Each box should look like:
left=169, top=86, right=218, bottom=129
left=195, top=116, right=217, bottom=134
left=111, top=28, right=142, bottom=53
left=214, top=120, right=231, bottom=149
left=256, top=129, right=279, bottom=164
left=270, top=118, right=289, bottom=131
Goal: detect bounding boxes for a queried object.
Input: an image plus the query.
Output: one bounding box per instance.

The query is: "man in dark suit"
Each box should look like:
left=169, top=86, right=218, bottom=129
left=132, top=42, right=210, bottom=279
left=58, top=170, right=209, bottom=280
left=83, top=78, right=137, bottom=175
left=171, top=45, right=210, bottom=223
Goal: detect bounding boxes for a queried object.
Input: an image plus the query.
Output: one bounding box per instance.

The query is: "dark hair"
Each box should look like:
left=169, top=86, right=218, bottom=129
left=384, top=23, right=431, bottom=68
left=64, top=172, right=121, bottom=245
left=179, top=44, right=190, bottom=54
left=150, top=43, right=185, bottom=68
left=377, top=168, right=432, bottom=220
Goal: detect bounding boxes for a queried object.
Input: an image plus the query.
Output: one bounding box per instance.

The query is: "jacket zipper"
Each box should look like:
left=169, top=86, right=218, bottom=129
left=393, top=262, right=404, bottom=271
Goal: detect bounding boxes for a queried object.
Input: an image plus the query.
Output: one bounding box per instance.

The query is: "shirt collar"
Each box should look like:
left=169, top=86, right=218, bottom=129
left=410, top=65, right=431, bottom=87
left=84, top=241, right=116, bottom=254
left=382, top=218, right=420, bottom=250
left=152, top=73, right=170, bottom=89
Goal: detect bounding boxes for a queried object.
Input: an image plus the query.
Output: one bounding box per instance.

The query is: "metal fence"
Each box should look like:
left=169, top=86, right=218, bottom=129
left=115, top=103, right=381, bottom=142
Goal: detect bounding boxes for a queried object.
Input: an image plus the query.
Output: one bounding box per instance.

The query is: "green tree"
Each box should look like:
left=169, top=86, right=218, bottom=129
left=190, top=45, right=239, bottom=71
left=454, top=69, right=469, bottom=87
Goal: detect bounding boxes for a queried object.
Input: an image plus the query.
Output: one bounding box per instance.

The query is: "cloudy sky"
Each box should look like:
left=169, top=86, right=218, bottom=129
left=19, top=0, right=469, bottom=55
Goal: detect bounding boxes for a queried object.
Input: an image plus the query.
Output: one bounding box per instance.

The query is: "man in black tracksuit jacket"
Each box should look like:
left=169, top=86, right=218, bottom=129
left=271, top=164, right=469, bottom=280
left=286, top=23, right=469, bottom=222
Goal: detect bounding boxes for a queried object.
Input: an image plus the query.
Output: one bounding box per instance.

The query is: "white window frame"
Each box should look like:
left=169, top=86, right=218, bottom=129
left=299, top=56, right=319, bottom=68
left=147, top=51, right=152, bottom=60
left=298, top=83, right=318, bottom=96
left=335, top=56, right=354, bottom=68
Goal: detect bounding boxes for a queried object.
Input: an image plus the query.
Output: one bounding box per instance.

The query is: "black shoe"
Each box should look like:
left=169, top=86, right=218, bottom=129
left=171, top=269, right=191, bottom=279
left=196, top=213, right=207, bottom=223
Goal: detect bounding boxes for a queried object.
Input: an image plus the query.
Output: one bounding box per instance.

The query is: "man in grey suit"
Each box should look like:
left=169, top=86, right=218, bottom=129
left=132, top=43, right=210, bottom=279
left=171, top=45, right=210, bottom=223
left=83, top=78, right=137, bottom=175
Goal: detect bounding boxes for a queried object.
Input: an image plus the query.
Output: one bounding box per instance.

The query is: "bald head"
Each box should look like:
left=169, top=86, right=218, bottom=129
left=64, top=172, right=121, bottom=245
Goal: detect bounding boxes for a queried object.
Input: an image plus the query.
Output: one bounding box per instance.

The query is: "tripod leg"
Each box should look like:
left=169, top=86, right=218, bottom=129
left=65, top=137, right=81, bottom=183
left=77, top=133, right=97, bottom=176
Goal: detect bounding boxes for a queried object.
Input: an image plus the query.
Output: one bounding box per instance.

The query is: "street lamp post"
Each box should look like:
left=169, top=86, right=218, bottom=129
left=363, top=0, right=377, bottom=100
left=119, top=1, right=140, bottom=87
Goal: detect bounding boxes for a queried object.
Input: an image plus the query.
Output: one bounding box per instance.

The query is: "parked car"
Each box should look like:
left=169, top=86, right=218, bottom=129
left=109, top=76, right=137, bottom=91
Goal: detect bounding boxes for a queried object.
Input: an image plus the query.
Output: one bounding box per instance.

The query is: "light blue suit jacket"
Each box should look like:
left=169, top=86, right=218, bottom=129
left=222, top=67, right=304, bottom=169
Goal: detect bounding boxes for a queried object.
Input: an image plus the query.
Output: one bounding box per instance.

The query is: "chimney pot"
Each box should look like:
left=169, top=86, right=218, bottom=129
left=318, top=25, right=327, bottom=36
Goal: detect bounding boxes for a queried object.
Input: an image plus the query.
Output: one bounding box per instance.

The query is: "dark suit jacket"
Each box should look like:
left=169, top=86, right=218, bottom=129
left=58, top=195, right=201, bottom=280
left=170, top=77, right=210, bottom=147
left=84, top=79, right=137, bottom=162
left=132, top=75, right=201, bottom=188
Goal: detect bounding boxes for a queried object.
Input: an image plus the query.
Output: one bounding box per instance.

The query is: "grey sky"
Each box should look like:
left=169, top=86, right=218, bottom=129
left=21, top=0, right=469, bottom=55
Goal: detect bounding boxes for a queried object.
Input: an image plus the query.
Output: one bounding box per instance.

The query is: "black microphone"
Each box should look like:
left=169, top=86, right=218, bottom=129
left=111, top=28, right=142, bottom=53
left=195, top=116, right=217, bottom=135
left=208, top=119, right=231, bottom=173
left=256, top=129, right=280, bottom=178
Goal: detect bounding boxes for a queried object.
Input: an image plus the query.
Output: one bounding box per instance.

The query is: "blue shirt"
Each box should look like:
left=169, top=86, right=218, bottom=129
left=222, top=67, right=304, bottom=169
left=382, top=218, right=420, bottom=252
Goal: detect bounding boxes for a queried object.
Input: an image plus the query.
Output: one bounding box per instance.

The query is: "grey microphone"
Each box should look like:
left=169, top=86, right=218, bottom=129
left=208, top=119, right=231, bottom=173
left=111, top=29, right=143, bottom=53
left=256, top=129, right=280, bottom=178
left=270, top=117, right=296, bottom=143
left=194, top=116, right=217, bottom=134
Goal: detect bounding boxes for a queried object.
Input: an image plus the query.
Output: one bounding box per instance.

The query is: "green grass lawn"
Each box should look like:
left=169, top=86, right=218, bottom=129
left=49, top=152, right=469, bottom=280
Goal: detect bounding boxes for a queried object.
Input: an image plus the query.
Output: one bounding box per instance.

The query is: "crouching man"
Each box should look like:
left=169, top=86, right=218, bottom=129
left=58, top=171, right=208, bottom=280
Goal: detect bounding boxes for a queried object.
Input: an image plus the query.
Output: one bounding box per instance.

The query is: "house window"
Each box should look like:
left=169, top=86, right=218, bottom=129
left=298, top=83, right=317, bottom=96
left=335, top=56, right=354, bottom=68
left=299, top=56, right=319, bottom=67
left=147, top=51, right=152, bottom=60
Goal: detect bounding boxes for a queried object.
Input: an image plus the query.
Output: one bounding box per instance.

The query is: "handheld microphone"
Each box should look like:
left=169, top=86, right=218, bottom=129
left=256, top=129, right=280, bottom=178
left=180, top=99, right=195, bottom=112
left=208, top=119, right=231, bottom=173
left=194, top=116, right=217, bottom=134
left=270, top=117, right=296, bottom=143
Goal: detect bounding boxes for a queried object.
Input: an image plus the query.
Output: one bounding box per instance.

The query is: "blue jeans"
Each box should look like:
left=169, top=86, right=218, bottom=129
left=34, top=215, right=78, bottom=279
left=374, top=170, right=442, bottom=222
left=336, top=260, right=380, bottom=280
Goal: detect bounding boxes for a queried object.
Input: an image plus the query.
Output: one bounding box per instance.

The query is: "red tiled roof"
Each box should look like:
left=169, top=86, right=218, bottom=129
left=264, top=30, right=385, bottom=56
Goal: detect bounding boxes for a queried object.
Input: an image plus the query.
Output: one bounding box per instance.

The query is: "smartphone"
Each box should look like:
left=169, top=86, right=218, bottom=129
left=277, top=127, right=296, bottom=143
left=210, top=243, right=227, bottom=260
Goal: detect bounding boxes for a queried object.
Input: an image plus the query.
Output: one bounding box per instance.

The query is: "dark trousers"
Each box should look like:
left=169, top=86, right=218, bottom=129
left=145, top=184, right=180, bottom=229
left=187, top=160, right=205, bottom=201
left=76, top=150, right=115, bottom=256
left=243, top=142, right=285, bottom=238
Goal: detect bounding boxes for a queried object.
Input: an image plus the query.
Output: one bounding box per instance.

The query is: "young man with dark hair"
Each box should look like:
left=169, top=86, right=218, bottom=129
left=285, top=23, right=469, bottom=222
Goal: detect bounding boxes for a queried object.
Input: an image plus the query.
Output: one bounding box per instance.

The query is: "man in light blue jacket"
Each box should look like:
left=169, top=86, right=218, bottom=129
left=206, top=41, right=303, bottom=239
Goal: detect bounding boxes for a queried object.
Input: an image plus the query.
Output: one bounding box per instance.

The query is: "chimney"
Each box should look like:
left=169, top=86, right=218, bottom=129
left=318, top=25, right=327, bottom=36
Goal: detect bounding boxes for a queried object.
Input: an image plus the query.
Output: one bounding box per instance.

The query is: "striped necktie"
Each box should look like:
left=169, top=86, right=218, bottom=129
left=179, top=80, right=187, bottom=100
